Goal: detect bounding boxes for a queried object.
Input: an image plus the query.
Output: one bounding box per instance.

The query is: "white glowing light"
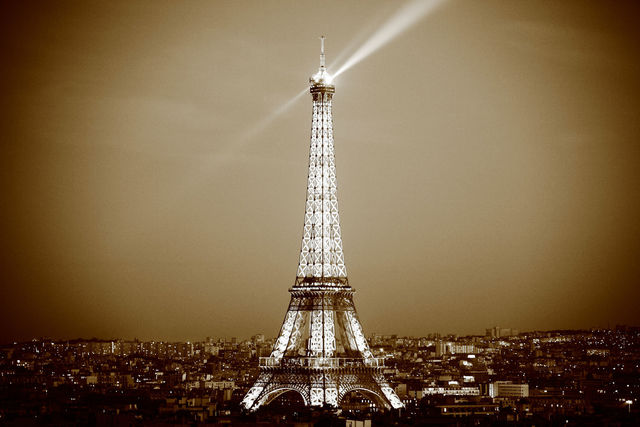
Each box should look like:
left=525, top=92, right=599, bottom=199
left=325, top=387, right=338, bottom=406
left=310, top=387, right=323, bottom=406
left=240, top=87, right=308, bottom=143
left=271, top=310, right=297, bottom=360
left=312, top=68, right=333, bottom=84
left=309, top=310, right=324, bottom=355
left=323, top=310, right=336, bottom=356
left=381, top=386, right=405, bottom=409
left=285, top=312, right=303, bottom=353
left=241, top=382, right=265, bottom=410
left=346, top=311, right=374, bottom=360
left=296, top=96, right=347, bottom=281
left=334, top=0, right=447, bottom=78
left=310, top=35, right=334, bottom=85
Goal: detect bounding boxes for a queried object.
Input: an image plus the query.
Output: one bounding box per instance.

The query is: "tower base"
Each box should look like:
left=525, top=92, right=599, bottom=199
left=242, top=365, right=403, bottom=411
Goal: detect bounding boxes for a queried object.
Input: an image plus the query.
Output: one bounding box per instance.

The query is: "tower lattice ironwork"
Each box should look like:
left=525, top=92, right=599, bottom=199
left=241, top=37, right=403, bottom=412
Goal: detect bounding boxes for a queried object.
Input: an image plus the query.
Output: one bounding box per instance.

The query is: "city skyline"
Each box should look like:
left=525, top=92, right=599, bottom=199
left=2, top=0, right=640, bottom=344
left=3, top=326, right=638, bottom=423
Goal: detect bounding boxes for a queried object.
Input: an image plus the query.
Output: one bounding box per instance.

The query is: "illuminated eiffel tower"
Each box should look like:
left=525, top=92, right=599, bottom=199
left=241, top=37, right=403, bottom=411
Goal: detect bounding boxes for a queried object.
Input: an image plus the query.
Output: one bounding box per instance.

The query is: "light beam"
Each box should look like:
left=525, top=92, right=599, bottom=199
left=241, top=0, right=447, bottom=145
left=239, top=87, right=308, bottom=144
left=333, top=0, right=447, bottom=78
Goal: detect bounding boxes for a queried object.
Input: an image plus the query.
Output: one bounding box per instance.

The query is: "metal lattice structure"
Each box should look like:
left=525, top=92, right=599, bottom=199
left=242, top=38, right=403, bottom=412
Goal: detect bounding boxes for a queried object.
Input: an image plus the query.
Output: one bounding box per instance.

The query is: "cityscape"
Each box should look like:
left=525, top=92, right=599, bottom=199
left=2, top=1, right=640, bottom=426
left=1, top=327, right=639, bottom=425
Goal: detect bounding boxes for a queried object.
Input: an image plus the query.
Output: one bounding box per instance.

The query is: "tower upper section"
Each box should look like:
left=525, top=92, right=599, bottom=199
left=309, top=36, right=335, bottom=95
left=296, top=37, right=346, bottom=287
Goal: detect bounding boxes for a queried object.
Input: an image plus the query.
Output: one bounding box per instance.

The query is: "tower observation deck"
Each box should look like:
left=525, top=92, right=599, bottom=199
left=241, top=37, right=403, bottom=411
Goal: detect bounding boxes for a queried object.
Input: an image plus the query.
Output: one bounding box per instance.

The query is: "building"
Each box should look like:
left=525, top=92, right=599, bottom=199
left=489, top=381, right=529, bottom=398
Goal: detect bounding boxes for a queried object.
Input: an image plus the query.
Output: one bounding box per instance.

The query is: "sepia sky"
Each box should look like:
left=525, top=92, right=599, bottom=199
left=1, top=0, right=639, bottom=343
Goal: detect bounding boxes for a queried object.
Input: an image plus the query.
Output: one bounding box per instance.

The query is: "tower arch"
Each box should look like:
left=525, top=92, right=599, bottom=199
left=339, top=386, right=387, bottom=408
left=257, top=387, right=309, bottom=408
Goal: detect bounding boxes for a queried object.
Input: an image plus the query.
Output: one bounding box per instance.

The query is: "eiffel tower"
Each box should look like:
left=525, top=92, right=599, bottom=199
left=241, top=37, right=403, bottom=412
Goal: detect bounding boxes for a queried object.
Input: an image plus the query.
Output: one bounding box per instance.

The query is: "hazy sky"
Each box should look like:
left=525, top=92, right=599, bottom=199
left=1, top=1, right=639, bottom=343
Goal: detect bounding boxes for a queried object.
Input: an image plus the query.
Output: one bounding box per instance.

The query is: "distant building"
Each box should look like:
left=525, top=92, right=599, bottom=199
left=395, top=383, right=407, bottom=397
left=489, top=381, right=529, bottom=398
left=448, top=343, right=475, bottom=354
left=486, top=327, right=519, bottom=338
left=438, top=403, right=499, bottom=417
left=423, top=386, right=480, bottom=396
left=435, top=341, right=475, bottom=355
left=204, top=343, right=219, bottom=356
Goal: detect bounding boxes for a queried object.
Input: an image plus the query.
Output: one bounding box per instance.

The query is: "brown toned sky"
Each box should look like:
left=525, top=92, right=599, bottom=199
left=1, top=1, right=639, bottom=343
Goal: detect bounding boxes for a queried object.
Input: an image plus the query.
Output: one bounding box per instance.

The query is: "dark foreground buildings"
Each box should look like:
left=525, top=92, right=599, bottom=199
left=1, top=326, right=639, bottom=425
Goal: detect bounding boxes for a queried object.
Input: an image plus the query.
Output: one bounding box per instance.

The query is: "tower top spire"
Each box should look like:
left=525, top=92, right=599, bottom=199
left=310, top=35, right=333, bottom=88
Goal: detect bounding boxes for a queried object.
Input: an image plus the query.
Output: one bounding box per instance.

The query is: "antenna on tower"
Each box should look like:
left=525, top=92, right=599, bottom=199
left=310, top=35, right=334, bottom=86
